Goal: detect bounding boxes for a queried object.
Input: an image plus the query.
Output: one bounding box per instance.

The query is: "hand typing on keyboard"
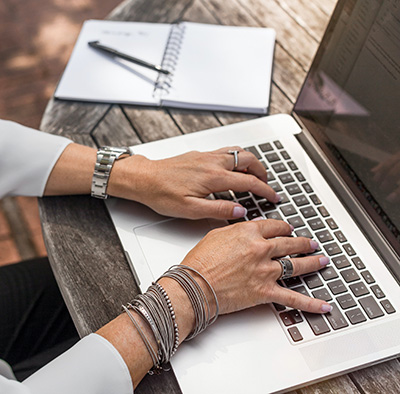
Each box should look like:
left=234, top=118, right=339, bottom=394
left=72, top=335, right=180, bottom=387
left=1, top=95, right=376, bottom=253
left=107, top=146, right=280, bottom=220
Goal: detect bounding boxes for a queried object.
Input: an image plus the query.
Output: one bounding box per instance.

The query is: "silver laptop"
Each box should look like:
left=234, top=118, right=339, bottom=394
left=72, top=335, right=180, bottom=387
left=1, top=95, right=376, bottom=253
left=106, top=1, right=400, bottom=392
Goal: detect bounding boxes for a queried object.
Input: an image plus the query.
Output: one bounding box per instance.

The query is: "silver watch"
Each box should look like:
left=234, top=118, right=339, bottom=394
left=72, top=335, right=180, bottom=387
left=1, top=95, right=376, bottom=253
left=91, top=146, right=132, bottom=199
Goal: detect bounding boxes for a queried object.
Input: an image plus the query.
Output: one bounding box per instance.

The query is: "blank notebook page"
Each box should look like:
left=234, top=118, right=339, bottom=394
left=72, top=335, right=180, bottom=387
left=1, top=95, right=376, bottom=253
left=163, top=23, right=275, bottom=112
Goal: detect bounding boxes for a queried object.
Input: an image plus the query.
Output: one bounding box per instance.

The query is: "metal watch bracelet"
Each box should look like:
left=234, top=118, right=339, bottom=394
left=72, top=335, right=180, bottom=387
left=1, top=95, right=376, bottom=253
left=91, top=146, right=131, bottom=199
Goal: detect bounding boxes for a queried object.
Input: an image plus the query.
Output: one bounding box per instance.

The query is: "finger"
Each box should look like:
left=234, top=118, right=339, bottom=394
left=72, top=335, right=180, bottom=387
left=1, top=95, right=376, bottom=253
left=256, top=218, right=293, bottom=239
left=269, top=236, right=319, bottom=258
left=272, top=254, right=329, bottom=279
left=273, top=286, right=332, bottom=313
left=185, top=197, right=248, bottom=220
left=222, top=172, right=280, bottom=203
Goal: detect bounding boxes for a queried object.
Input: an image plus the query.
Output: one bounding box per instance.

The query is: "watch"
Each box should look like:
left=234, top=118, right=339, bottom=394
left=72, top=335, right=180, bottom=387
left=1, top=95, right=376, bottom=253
left=91, top=146, right=132, bottom=199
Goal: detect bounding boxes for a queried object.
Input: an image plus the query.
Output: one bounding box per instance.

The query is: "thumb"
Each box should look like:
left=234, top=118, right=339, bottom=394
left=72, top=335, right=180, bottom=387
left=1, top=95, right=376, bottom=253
left=189, top=198, right=247, bottom=220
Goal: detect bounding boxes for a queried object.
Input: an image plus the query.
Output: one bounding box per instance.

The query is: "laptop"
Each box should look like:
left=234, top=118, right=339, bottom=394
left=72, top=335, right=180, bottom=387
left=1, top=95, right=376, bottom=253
left=106, top=0, right=400, bottom=392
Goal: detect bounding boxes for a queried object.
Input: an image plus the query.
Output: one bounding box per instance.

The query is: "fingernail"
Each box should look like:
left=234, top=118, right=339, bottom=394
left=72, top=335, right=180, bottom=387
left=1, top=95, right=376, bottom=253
left=233, top=206, right=247, bottom=218
left=321, top=304, right=333, bottom=313
left=275, top=193, right=282, bottom=203
left=289, top=224, right=294, bottom=232
left=310, top=240, right=319, bottom=250
left=252, top=216, right=264, bottom=221
left=319, top=256, right=330, bottom=267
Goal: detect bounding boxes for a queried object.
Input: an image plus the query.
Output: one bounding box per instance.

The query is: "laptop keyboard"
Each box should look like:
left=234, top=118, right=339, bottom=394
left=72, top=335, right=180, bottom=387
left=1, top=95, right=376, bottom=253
left=213, top=139, right=396, bottom=343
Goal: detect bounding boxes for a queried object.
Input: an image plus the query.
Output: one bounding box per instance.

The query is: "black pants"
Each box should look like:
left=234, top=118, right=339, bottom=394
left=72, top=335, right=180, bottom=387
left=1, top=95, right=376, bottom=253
left=0, top=257, right=79, bottom=381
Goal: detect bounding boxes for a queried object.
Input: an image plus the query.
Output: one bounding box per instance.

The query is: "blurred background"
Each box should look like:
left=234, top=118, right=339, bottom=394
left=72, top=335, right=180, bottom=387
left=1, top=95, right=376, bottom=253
left=0, top=0, right=121, bottom=266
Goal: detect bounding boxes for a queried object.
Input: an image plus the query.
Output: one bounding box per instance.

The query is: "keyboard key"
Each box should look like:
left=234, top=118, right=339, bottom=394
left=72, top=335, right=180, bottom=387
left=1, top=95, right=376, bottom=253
left=310, top=194, right=321, bottom=205
left=259, top=142, right=273, bottom=152
left=286, top=184, right=302, bottom=195
left=273, top=303, right=286, bottom=311
left=228, top=218, right=246, bottom=224
left=234, top=191, right=249, bottom=199
left=273, top=140, right=284, bottom=149
left=287, top=161, right=298, bottom=171
left=334, top=230, right=347, bottom=243
left=294, top=171, right=305, bottom=182
left=300, top=206, right=317, bottom=218
left=247, top=209, right=262, bottom=220
left=320, top=266, right=338, bottom=281
left=252, top=194, right=265, bottom=201
left=280, top=204, right=297, bottom=217
left=346, top=308, right=367, bottom=324
left=266, top=211, right=284, bottom=220
left=265, top=152, right=280, bottom=162
left=302, top=183, right=314, bottom=193
left=293, top=195, right=309, bottom=206
left=359, top=296, right=384, bottom=319
left=318, top=206, right=330, bottom=217
left=328, top=279, right=347, bottom=295
left=308, top=218, right=325, bottom=231
left=267, top=171, right=275, bottom=181
left=340, top=268, right=360, bottom=283
left=288, top=216, right=305, bottom=228
left=380, top=299, right=396, bottom=314
left=260, top=161, right=268, bottom=169
left=214, top=191, right=233, bottom=200
left=281, top=151, right=291, bottom=160
left=332, top=255, right=351, bottom=269
left=259, top=201, right=276, bottom=212
left=361, top=270, right=375, bottom=284
left=292, top=285, right=310, bottom=297
left=304, top=274, right=323, bottom=289
left=295, top=228, right=313, bottom=238
left=288, top=326, right=303, bottom=342
left=303, top=312, right=330, bottom=335
left=371, top=284, right=385, bottom=299
left=312, top=288, right=332, bottom=301
left=352, top=257, right=365, bottom=270
left=343, top=243, right=356, bottom=256
left=278, top=193, right=290, bottom=204
left=315, top=230, right=333, bottom=243
left=279, top=173, right=295, bottom=184
left=349, top=282, right=369, bottom=297
left=280, top=309, right=303, bottom=326
left=326, top=303, right=349, bottom=330
left=283, top=276, right=302, bottom=287
left=326, top=218, right=338, bottom=230
left=336, top=293, right=357, bottom=309
left=240, top=198, right=256, bottom=210
left=269, top=182, right=282, bottom=192
left=245, top=146, right=261, bottom=159
left=323, top=242, right=342, bottom=256
left=272, top=162, right=287, bottom=173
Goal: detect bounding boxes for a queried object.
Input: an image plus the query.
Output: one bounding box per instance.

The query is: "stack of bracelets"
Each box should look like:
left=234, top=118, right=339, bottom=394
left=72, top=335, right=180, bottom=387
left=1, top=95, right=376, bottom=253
left=122, top=265, right=219, bottom=374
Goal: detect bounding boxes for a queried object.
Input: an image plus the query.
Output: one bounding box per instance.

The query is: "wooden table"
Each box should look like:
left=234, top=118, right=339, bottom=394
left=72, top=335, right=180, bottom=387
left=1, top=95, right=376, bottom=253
left=39, top=0, right=400, bottom=392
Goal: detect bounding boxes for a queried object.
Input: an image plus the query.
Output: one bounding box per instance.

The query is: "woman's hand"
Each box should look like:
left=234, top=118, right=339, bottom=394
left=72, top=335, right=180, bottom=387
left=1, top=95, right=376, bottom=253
left=108, top=147, right=279, bottom=220
left=174, top=219, right=331, bottom=316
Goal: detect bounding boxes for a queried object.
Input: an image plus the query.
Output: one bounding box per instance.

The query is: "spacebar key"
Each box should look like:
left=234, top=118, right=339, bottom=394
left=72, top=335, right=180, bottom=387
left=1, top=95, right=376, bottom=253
left=303, top=312, right=331, bottom=335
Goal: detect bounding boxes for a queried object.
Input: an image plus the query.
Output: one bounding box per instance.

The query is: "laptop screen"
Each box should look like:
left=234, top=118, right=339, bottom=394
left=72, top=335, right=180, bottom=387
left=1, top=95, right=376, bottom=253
left=293, top=0, right=400, bottom=258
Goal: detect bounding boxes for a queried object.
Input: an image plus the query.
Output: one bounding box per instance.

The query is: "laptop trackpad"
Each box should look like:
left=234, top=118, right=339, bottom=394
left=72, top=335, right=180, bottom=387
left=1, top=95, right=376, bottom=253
left=133, top=217, right=225, bottom=280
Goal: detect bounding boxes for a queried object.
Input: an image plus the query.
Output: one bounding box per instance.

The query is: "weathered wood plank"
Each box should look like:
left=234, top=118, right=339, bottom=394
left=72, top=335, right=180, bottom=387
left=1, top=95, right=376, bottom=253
left=314, top=0, right=338, bottom=17
left=350, top=359, right=400, bottom=394
left=92, top=105, right=142, bottom=147
left=123, top=107, right=182, bottom=142
left=168, top=109, right=221, bottom=134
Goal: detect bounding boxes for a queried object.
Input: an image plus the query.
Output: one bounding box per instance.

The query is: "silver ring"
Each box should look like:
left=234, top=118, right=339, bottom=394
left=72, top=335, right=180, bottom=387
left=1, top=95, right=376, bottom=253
left=228, top=150, right=239, bottom=170
left=277, top=258, right=294, bottom=280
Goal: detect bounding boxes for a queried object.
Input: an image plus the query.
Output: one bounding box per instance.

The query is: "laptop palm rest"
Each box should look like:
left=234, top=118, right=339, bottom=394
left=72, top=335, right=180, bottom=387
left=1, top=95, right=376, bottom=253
left=133, top=217, right=225, bottom=280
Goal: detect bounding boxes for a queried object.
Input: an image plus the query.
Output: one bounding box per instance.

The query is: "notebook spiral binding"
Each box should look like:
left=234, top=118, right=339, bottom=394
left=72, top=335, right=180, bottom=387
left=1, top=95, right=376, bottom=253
left=153, top=23, right=186, bottom=98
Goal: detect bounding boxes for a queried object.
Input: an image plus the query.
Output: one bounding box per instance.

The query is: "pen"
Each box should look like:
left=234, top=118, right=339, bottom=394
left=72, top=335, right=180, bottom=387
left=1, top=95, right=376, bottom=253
left=88, top=40, right=171, bottom=75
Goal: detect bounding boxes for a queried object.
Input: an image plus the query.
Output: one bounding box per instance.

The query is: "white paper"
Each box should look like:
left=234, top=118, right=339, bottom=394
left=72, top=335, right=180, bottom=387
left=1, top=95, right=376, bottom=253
left=55, top=20, right=171, bottom=105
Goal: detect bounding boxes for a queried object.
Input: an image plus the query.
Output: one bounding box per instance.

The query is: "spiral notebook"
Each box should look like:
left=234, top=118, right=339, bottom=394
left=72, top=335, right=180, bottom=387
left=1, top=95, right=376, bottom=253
left=54, top=20, right=276, bottom=114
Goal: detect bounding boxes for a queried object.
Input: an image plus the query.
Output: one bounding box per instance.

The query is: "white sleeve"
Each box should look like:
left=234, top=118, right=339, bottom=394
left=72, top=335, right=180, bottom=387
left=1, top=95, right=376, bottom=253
left=0, top=119, right=73, bottom=198
left=3, top=334, right=133, bottom=394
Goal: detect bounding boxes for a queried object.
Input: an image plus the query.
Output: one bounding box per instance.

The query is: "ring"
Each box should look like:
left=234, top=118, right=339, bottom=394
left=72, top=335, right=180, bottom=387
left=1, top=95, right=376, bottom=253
left=276, top=258, right=294, bottom=280
left=228, top=150, right=239, bottom=170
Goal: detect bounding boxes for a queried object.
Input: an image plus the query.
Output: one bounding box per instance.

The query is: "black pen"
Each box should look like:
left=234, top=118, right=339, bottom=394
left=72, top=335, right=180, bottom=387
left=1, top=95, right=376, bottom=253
left=88, top=40, right=171, bottom=75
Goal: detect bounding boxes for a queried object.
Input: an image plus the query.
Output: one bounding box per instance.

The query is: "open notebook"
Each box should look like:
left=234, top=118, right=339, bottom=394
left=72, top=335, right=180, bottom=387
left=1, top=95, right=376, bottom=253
left=54, top=20, right=275, bottom=114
